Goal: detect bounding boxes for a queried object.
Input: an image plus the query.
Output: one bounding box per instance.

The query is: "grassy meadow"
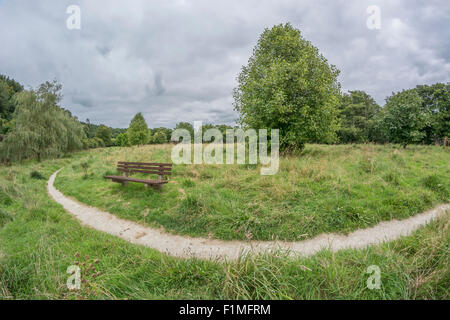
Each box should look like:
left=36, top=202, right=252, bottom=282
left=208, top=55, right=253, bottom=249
left=0, top=144, right=449, bottom=299
left=54, top=144, right=449, bottom=241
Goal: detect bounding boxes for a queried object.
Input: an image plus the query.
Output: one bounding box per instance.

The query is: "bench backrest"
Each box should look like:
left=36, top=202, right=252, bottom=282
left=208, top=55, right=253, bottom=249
left=117, top=162, right=172, bottom=179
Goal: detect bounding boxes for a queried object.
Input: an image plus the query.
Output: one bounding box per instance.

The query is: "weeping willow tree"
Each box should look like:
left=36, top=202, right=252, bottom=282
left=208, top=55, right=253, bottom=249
left=0, top=80, right=85, bottom=162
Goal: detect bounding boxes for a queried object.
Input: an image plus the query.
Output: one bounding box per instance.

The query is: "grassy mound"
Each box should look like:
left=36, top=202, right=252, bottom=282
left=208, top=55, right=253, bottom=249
left=54, top=144, right=449, bottom=241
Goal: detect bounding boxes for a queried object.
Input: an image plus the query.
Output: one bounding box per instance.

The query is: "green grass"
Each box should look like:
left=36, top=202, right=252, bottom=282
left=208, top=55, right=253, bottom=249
left=54, top=144, right=449, bottom=241
left=0, top=144, right=448, bottom=299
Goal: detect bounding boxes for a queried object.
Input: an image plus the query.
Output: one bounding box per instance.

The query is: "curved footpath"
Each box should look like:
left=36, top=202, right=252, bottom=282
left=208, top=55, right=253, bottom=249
left=48, top=169, right=449, bottom=261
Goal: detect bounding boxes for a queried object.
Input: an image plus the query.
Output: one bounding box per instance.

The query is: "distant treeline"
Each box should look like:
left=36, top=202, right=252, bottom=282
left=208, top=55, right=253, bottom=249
left=0, top=70, right=448, bottom=163
left=0, top=75, right=234, bottom=161
left=78, top=118, right=233, bottom=148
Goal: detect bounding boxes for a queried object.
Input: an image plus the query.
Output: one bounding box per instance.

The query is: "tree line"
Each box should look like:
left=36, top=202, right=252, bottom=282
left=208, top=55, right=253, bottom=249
left=0, top=23, right=448, bottom=162
left=80, top=114, right=232, bottom=148
left=0, top=77, right=232, bottom=162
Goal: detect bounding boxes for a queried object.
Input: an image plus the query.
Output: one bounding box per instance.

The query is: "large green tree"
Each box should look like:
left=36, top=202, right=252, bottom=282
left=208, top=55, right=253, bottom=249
left=150, top=127, right=172, bottom=144
left=126, top=112, right=150, bottom=146
left=378, top=89, right=429, bottom=148
left=233, top=23, right=341, bottom=151
left=415, top=83, right=450, bottom=143
left=151, top=131, right=168, bottom=144
left=338, top=90, right=380, bottom=143
left=174, top=122, right=194, bottom=142
left=95, top=124, right=112, bottom=146
left=115, top=132, right=129, bottom=147
left=0, top=80, right=85, bottom=162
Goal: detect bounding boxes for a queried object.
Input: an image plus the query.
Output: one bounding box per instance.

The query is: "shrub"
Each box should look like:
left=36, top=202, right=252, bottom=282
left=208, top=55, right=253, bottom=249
left=115, top=133, right=129, bottom=147
left=30, top=170, right=45, bottom=180
left=151, top=131, right=168, bottom=144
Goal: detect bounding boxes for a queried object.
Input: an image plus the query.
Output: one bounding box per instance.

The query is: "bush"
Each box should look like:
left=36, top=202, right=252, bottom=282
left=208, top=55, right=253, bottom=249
left=83, top=137, right=106, bottom=149
left=115, top=133, right=129, bottom=147
left=151, top=131, right=168, bottom=144
left=338, top=127, right=365, bottom=144
left=30, top=170, right=45, bottom=180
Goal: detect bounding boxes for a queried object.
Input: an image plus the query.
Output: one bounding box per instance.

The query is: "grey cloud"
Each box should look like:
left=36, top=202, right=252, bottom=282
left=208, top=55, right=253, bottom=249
left=72, top=95, right=93, bottom=108
left=0, top=0, right=449, bottom=128
left=153, top=73, right=165, bottom=96
left=95, top=44, right=113, bottom=57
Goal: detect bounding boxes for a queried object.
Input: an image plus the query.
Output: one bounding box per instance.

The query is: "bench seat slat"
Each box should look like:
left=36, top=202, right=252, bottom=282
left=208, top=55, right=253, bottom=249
left=117, top=168, right=171, bottom=175
left=104, top=175, right=168, bottom=185
left=117, top=165, right=172, bottom=171
left=118, top=162, right=172, bottom=166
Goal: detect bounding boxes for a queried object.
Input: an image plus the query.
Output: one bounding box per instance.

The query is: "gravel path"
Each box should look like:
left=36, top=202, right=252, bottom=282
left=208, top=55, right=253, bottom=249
left=48, top=169, right=449, bottom=261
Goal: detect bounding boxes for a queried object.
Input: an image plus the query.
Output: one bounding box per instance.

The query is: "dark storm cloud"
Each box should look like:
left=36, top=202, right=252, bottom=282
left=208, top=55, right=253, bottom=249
left=0, top=0, right=449, bottom=128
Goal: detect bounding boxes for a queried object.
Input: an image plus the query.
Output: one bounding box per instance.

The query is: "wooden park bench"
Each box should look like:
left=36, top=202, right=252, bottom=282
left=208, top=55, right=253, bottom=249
left=104, top=162, right=172, bottom=188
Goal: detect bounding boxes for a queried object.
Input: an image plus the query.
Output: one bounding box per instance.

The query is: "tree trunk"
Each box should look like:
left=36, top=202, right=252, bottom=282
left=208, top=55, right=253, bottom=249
left=37, top=152, right=41, bottom=162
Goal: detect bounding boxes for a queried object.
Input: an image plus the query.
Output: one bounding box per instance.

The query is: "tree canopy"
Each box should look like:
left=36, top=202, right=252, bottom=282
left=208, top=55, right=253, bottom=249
left=415, top=83, right=449, bottom=143
left=338, top=91, right=380, bottom=143
left=233, top=23, right=341, bottom=151
left=95, top=124, right=112, bottom=147
left=126, top=112, right=150, bottom=146
left=377, top=89, right=429, bottom=148
left=115, top=132, right=129, bottom=147
left=151, top=131, right=168, bottom=144
left=174, top=122, right=195, bottom=142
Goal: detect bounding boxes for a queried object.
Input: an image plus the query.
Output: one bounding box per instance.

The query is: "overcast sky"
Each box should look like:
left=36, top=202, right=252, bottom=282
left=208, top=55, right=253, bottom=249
left=0, top=0, right=449, bottom=128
